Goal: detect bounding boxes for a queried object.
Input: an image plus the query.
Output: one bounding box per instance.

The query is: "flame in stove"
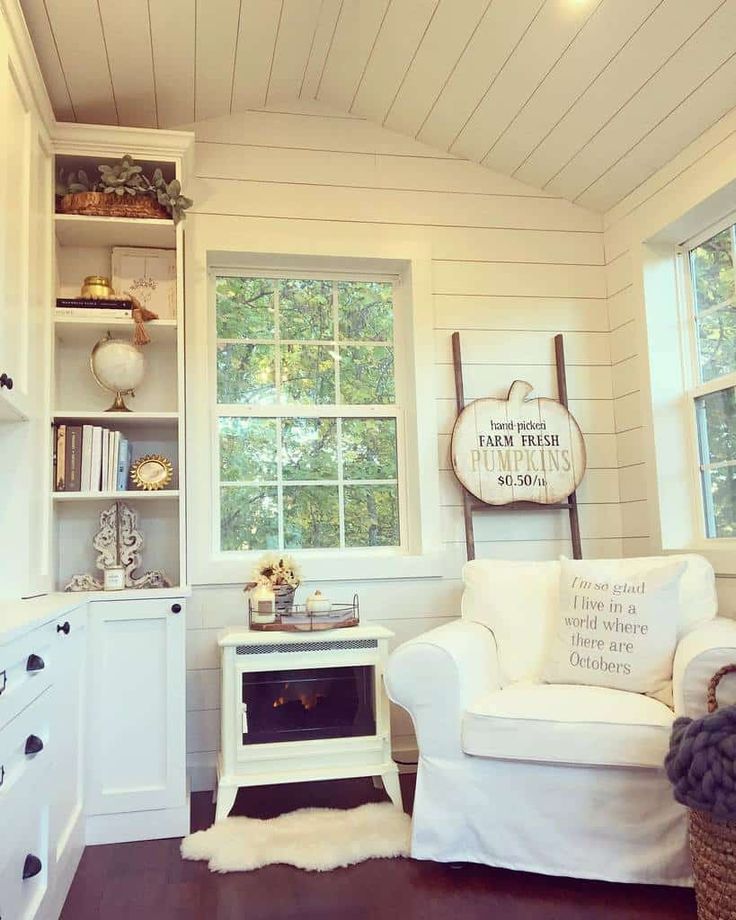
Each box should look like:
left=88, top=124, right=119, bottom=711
left=272, top=691, right=326, bottom=711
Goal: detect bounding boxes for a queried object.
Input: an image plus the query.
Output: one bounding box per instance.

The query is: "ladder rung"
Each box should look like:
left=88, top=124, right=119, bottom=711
left=468, top=500, right=572, bottom=512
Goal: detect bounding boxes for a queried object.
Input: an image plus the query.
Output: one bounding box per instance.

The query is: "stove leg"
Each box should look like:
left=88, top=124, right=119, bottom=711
left=376, top=768, right=402, bottom=810
left=215, top=782, right=239, bottom=822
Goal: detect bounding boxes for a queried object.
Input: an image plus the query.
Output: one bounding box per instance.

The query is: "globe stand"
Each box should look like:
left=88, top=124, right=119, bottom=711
left=107, top=391, right=134, bottom=412
left=90, top=333, right=145, bottom=414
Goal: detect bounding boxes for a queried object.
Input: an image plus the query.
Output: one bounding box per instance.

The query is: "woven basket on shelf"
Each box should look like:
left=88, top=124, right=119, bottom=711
left=57, top=191, right=169, bottom=220
left=688, top=664, right=736, bottom=920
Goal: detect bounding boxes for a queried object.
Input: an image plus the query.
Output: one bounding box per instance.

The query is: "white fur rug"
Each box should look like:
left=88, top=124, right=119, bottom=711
left=180, top=802, right=412, bottom=873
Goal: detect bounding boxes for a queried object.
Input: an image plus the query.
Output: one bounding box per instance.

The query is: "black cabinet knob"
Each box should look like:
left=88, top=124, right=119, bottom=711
left=57, top=621, right=71, bottom=635
left=0, top=372, right=13, bottom=390
left=171, top=603, right=182, bottom=614
left=26, top=654, right=45, bottom=672
left=24, top=735, right=44, bottom=755
left=23, top=854, right=42, bottom=880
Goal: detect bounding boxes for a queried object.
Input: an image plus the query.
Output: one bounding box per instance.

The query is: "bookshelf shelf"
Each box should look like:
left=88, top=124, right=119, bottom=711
left=52, top=490, right=180, bottom=502
left=53, top=411, right=179, bottom=425
left=51, top=133, right=188, bottom=592
left=54, top=316, right=178, bottom=346
left=55, top=214, right=176, bottom=248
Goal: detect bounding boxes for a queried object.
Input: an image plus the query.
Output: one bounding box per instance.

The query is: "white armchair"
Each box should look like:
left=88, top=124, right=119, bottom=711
left=386, top=555, right=736, bottom=886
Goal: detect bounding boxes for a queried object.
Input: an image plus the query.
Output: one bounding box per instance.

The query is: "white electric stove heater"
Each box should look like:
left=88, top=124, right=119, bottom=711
left=215, top=624, right=401, bottom=821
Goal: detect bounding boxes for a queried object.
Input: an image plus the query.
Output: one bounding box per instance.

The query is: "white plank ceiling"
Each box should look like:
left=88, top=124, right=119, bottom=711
left=20, top=0, right=736, bottom=211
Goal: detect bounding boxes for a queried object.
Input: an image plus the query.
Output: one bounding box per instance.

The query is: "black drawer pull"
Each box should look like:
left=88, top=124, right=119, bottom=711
left=26, top=654, right=45, bottom=672
left=0, top=372, right=13, bottom=391
left=0, top=764, right=4, bottom=787
left=57, top=621, right=71, bottom=635
left=25, top=734, right=44, bottom=755
left=23, top=854, right=42, bottom=880
left=0, top=669, right=6, bottom=695
left=171, top=603, right=182, bottom=614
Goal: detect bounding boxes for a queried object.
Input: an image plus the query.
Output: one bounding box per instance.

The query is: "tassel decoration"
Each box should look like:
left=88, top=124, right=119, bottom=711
left=128, top=295, right=159, bottom=347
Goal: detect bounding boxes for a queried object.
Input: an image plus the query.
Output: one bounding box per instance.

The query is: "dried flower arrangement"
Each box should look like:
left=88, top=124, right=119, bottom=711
left=245, top=553, right=302, bottom=591
left=56, top=154, right=193, bottom=224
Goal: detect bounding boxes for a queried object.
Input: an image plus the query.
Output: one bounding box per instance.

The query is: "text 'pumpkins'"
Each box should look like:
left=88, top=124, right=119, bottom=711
left=451, top=380, right=586, bottom=506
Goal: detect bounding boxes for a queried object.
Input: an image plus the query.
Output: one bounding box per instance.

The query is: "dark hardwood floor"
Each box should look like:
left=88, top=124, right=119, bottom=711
left=62, top=774, right=697, bottom=920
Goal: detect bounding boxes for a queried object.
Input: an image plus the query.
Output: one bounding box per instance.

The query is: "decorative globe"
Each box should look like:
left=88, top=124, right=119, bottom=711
left=90, top=335, right=145, bottom=411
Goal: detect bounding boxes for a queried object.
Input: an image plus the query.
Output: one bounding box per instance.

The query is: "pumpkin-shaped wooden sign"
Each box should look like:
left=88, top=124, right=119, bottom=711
left=451, top=380, right=586, bottom=506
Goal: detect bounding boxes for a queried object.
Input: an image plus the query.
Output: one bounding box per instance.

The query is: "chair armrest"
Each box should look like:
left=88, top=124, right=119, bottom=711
left=385, top=619, right=500, bottom=759
left=673, top=617, right=736, bottom=718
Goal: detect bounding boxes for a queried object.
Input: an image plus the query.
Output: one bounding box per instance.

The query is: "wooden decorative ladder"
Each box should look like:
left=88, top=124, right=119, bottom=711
left=451, top=331, right=583, bottom=562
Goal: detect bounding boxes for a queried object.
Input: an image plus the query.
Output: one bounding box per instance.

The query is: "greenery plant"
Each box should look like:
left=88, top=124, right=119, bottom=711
left=56, top=153, right=193, bottom=223
left=98, top=154, right=145, bottom=196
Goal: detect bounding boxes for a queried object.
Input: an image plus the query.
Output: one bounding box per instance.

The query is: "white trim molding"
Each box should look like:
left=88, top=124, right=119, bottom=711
left=185, top=214, right=443, bottom=584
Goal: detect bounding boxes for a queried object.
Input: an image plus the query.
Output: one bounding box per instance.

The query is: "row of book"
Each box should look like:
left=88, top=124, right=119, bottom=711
left=54, top=424, right=131, bottom=493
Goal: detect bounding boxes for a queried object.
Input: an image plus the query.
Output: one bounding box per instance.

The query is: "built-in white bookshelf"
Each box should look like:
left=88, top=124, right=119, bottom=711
left=50, top=125, right=192, bottom=592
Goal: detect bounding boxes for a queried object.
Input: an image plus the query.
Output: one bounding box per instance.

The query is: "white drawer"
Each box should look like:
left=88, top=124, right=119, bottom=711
left=0, top=685, right=52, bottom=810
left=0, top=608, right=84, bottom=731
left=0, top=791, right=49, bottom=920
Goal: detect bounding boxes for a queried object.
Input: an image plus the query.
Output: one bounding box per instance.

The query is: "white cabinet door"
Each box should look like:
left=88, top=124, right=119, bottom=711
left=50, top=610, right=86, bottom=878
left=0, top=9, right=33, bottom=420
left=86, top=597, right=186, bottom=816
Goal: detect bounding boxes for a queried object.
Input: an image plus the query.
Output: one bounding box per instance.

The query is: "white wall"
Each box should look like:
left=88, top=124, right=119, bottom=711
left=181, top=104, right=613, bottom=790
left=602, top=105, right=736, bottom=618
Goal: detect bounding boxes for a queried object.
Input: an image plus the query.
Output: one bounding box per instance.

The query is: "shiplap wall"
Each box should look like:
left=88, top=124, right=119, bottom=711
left=182, top=104, right=612, bottom=790
left=602, top=105, right=736, bottom=620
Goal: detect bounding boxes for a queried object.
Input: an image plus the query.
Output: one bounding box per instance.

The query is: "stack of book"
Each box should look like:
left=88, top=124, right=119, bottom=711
left=55, top=297, right=133, bottom=320
left=53, top=425, right=132, bottom=493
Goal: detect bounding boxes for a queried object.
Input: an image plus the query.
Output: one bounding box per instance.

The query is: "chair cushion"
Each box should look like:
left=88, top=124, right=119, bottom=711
left=461, top=555, right=717, bottom=686
left=462, top=683, right=675, bottom=769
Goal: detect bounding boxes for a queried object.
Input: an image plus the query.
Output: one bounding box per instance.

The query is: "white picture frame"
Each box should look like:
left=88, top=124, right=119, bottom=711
left=112, top=247, right=177, bottom=320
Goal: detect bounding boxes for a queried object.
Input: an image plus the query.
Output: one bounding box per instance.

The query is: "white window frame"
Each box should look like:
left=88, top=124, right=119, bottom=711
left=677, top=213, right=736, bottom=545
left=185, top=234, right=443, bottom=586
left=211, top=266, right=408, bottom=557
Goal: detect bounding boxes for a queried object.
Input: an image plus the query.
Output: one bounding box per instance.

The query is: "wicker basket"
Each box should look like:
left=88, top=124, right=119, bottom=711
left=57, top=191, right=169, bottom=220
left=688, top=664, right=736, bottom=920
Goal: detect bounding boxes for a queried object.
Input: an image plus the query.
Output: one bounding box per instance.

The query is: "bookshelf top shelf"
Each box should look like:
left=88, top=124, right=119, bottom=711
left=55, top=213, right=176, bottom=248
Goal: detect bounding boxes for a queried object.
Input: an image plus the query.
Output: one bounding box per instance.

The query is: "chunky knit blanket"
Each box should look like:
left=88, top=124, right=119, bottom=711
left=665, top=706, right=736, bottom=820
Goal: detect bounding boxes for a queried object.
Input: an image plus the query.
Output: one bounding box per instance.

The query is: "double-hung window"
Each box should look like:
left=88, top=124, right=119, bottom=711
left=213, top=272, right=404, bottom=554
left=685, top=221, right=736, bottom=539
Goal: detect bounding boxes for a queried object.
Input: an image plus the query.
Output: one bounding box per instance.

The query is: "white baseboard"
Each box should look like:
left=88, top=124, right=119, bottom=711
left=188, top=751, right=218, bottom=792
left=85, top=799, right=191, bottom=845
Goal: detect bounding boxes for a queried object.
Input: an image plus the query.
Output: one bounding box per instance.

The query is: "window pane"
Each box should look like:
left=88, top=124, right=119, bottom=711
left=216, top=277, right=275, bottom=339
left=220, top=486, right=279, bottom=551
left=339, top=345, right=395, bottom=404
left=279, top=279, right=333, bottom=340
left=701, top=467, right=736, bottom=539
left=281, top=344, right=335, bottom=404
left=283, top=485, right=339, bottom=549
left=344, top=485, right=399, bottom=547
left=217, top=344, right=276, bottom=404
left=342, top=418, right=397, bottom=479
left=282, top=418, right=338, bottom=481
left=697, top=387, right=736, bottom=466
left=697, top=307, right=736, bottom=382
left=691, top=228, right=734, bottom=312
left=219, top=417, right=277, bottom=482
left=338, top=281, right=393, bottom=341
left=696, top=387, right=736, bottom=538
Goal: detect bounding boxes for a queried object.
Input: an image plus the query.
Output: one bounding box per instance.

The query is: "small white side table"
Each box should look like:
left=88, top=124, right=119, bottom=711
left=215, top=623, right=401, bottom=822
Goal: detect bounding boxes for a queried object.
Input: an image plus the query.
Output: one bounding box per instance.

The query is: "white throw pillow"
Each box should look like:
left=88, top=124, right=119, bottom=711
left=542, top=557, right=687, bottom=696
left=461, top=559, right=560, bottom=684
